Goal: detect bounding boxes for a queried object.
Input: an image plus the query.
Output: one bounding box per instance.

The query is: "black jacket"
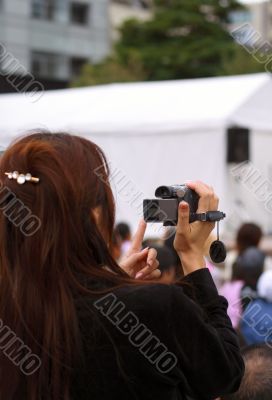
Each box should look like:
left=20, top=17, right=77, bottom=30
left=72, top=268, right=244, bottom=400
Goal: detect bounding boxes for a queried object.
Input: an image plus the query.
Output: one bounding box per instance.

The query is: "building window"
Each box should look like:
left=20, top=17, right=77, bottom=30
left=32, top=0, right=55, bottom=20
left=31, top=51, right=60, bottom=79
left=228, top=11, right=252, bottom=24
left=70, top=57, right=87, bottom=78
left=112, top=0, right=151, bottom=9
left=70, top=2, right=89, bottom=26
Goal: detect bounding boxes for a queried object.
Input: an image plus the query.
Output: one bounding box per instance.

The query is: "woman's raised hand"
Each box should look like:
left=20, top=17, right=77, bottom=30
left=119, top=220, right=161, bottom=280
left=174, top=181, right=219, bottom=275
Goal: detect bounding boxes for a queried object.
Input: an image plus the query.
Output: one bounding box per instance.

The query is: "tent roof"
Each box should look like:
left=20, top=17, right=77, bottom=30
left=0, top=73, right=270, bottom=144
left=230, top=76, right=272, bottom=131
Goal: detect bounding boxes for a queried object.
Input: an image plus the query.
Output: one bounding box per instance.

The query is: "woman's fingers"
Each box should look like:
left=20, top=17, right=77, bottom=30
left=135, top=248, right=158, bottom=279
left=119, top=247, right=147, bottom=276
left=147, top=248, right=157, bottom=267
left=186, top=180, right=218, bottom=212
left=126, top=219, right=147, bottom=256
left=143, top=269, right=162, bottom=280
left=135, top=260, right=160, bottom=279
left=187, top=180, right=212, bottom=213
left=174, top=181, right=220, bottom=256
left=121, top=247, right=160, bottom=279
left=211, top=193, right=219, bottom=210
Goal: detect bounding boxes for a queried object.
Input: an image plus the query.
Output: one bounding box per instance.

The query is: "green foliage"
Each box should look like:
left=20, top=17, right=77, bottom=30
left=221, top=45, right=267, bottom=75
left=72, top=0, right=263, bottom=86
left=71, top=55, right=145, bottom=87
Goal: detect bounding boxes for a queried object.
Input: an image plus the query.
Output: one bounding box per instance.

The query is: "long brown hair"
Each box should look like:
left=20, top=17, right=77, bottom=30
left=0, top=132, right=141, bottom=399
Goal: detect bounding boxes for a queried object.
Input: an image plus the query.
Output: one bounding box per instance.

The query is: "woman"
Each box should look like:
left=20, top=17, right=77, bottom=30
left=0, top=132, right=244, bottom=400
left=223, top=223, right=264, bottom=282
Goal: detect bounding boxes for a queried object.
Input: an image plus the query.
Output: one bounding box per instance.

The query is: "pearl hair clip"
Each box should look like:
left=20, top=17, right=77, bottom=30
left=5, top=171, right=40, bottom=185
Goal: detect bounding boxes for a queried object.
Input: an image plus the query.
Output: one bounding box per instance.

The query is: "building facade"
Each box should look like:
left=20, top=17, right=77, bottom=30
left=228, top=1, right=272, bottom=47
left=268, top=0, right=272, bottom=41
left=0, top=0, right=110, bottom=91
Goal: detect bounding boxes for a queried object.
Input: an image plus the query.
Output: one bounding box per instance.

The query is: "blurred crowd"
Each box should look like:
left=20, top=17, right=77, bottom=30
left=113, top=221, right=272, bottom=348
left=112, top=220, right=272, bottom=399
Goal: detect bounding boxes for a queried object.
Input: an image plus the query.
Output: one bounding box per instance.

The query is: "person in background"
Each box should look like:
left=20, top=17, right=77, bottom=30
left=141, top=236, right=180, bottom=282
left=219, top=264, right=244, bottom=331
left=224, top=223, right=263, bottom=282
left=221, top=344, right=272, bottom=400
left=238, top=247, right=265, bottom=309
left=241, top=270, right=272, bottom=345
left=164, top=228, right=182, bottom=272
left=115, top=222, right=132, bottom=255
left=220, top=247, right=265, bottom=331
left=142, top=237, right=163, bottom=249
left=153, top=245, right=178, bottom=282
left=237, top=223, right=263, bottom=254
left=258, top=269, right=272, bottom=303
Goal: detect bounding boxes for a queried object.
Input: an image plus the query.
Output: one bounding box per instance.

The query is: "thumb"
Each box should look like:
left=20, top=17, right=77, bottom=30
left=177, top=201, right=190, bottom=233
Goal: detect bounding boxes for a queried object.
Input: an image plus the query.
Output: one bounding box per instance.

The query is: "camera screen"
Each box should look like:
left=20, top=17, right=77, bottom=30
left=143, top=199, right=178, bottom=223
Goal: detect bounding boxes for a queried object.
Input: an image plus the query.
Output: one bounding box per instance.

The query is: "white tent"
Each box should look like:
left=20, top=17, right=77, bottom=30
left=0, top=73, right=271, bottom=236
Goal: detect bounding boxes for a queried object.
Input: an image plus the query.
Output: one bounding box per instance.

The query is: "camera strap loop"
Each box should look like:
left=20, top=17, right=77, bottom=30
left=209, top=221, right=227, bottom=263
left=189, top=211, right=227, bottom=263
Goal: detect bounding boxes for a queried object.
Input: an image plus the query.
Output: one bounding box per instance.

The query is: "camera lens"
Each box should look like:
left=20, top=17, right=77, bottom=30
left=176, top=188, right=186, bottom=197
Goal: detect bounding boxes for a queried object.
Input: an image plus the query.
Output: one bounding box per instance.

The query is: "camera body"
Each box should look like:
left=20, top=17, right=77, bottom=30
left=143, top=185, right=199, bottom=226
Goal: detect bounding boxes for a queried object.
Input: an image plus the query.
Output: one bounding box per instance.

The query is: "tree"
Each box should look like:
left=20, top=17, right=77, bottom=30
left=221, top=45, right=267, bottom=76
left=71, top=55, right=145, bottom=87
left=73, top=0, right=258, bottom=86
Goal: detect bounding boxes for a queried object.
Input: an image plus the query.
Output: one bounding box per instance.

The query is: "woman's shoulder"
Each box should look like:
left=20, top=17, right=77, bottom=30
left=95, top=283, right=183, bottom=317
left=115, top=282, right=180, bottom=300
left=78, top=269, right=220, bottom=329
left=87, top=268, right=218, bottom=317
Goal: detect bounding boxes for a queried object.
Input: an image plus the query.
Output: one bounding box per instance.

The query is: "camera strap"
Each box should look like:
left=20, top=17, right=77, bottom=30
left=189, top=211, right=226, bottom=223
left=189, top=211, right=227, bottom=263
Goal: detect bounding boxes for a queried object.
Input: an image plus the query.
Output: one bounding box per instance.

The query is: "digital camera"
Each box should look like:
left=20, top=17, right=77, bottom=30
left=143, top=185, right=199, bottom=226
